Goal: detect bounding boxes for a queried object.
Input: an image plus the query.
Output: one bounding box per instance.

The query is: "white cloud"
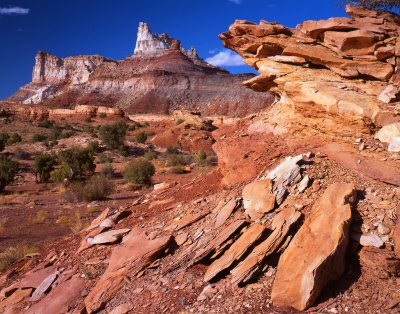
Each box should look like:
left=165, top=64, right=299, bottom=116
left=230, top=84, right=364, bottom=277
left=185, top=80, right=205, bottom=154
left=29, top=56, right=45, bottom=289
left=205, top=50, right=244, bottom=67
left=0, top=7, right=30, bottom=15
left=228, top=0, right=242, bottom=4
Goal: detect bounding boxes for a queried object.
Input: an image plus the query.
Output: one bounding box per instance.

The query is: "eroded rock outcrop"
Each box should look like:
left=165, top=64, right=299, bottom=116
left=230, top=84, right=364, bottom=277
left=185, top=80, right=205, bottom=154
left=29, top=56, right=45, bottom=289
left=219, top=5, right=400, bottom=126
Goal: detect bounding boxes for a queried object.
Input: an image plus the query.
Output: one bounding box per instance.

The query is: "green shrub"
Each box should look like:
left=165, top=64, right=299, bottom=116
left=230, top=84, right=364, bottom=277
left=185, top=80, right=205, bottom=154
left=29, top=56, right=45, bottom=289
left=99, top=112, right=107, bottom=118
left=124, top=158, right=155, bottom=185
left=170, top=166, right=186, bottom=174
left=0, top=133, right=10, bottom=145
left=34, top=153, right=57, bottom=183
left=7, top=133, right=22, bottom=145
left=166, top=146, right=179, bottom=154
left=118, top=145, right=129, bottom=157
left=98, top=153, right=113, bottom=164
left=13, top=148, right=30, bottom=160
left=99, top=121, right=127, bottom=150
left=32, top=133, right=48, bottom=143
left=59, top=130, right=76, bottom=139
left=144, top=150, right=157, bottom=161
left=0, top=155, right=18, bottom=193
left=166, top=154, right=191, bottom=167
left=66, top=175, right=114, bottom=202
left=38, top=119, right=54, bottom=128
left=48, top=125, right=62, bottom=142
left=135, top=132, right=147, bottom=144
left=127, top=122, right=141, bottom=131
left=196, top=150, right=207, bottom=163
left=52, top=147, right=95, bottom=182
left=101, top=163, right=114, bottom=178
left=51, top=165, right=71, bottom=183
left=84, top=125, right=97, bottom=137
left=87, top=140, right=100, bottom=154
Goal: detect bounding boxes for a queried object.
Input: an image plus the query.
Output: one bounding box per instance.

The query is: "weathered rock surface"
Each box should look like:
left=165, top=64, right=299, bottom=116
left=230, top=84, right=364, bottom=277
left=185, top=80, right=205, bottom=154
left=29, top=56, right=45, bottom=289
left=320, top=143, right=400, bottom=186
left=231, top=206, right=301, bottom=285
left=204, top=223, right=265, bottom=282
left=27, top=278, right=85, bottom=314
left=214, top=198, right=239, bottom=228
left=220, top=5, right=400, bottom=126
left=271, top=183, right=356, bottom=311
left=3, top=23, right=273, bottom=118
left=84, top=228, right=172, bottom=313
left=242, top=179, right=275, bottom=220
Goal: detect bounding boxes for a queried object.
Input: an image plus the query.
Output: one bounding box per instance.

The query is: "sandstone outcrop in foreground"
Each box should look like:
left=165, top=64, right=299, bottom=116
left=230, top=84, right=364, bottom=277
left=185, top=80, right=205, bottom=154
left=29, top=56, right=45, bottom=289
left=2, top=23, right=273, bottom=118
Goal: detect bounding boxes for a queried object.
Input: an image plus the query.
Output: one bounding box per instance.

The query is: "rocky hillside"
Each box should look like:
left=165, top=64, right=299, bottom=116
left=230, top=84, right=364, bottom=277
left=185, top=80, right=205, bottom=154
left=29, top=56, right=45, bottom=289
left=2, top=5, right=400, bottom=314
left=3, top=23, right=273, bottom=117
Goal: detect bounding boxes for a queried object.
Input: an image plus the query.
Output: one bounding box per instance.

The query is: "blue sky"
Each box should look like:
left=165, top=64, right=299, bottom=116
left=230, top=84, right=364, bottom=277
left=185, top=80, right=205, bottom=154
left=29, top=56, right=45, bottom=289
left=0, top=0, right=346, bottom=99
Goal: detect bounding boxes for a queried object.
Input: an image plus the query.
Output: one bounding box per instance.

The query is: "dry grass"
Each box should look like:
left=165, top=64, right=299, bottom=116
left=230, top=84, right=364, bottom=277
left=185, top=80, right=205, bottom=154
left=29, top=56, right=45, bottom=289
left=31, top=210, right=49, bottom=224
left=0, top=245, right=38, bottom=271
left=57, top=210, right=84, bottom=233
left=0, top=217, right=8, bottom=236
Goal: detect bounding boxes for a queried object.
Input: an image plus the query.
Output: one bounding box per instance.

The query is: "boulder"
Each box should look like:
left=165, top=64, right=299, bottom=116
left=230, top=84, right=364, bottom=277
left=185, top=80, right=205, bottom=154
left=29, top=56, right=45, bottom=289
left=262, top=155, right=303, bottom=205
left=375, top=123, right=400, bottom=143
left=378, top=84, right=398, bottom=103
left=242, top=179, right=276, bottom=220
left=271, top=183, right=356, bottom=311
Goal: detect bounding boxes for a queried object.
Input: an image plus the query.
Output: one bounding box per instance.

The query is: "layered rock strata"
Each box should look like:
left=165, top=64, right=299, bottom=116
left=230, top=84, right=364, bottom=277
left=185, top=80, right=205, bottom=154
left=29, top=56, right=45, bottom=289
left=219, top=5, right=400, bottom=126
left=3, top=23, right=273, bottom=118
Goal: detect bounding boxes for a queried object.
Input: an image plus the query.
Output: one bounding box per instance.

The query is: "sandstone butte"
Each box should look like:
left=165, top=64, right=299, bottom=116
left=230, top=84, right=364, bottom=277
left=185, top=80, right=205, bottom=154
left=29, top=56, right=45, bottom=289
left=0, top=22, right=273, bottom=119
left=2, top=4, right=400, bottom=314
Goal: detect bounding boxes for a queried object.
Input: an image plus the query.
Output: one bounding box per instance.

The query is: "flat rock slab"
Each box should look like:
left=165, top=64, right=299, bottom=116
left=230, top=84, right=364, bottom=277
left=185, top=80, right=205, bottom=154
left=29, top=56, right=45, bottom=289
left=30, top=272, right=58, bottom=302
left=215, top=198, right=238, bottom=228
left=0, top=288, right=32, bottom=312
left=1, top=266, right=57, bottom=298
left=204, top=223, right=266, bottom=282
left=231, top=207, right=301, bottom=285
left=27, top=278, right=85, bottom=314
left=165, top=211, right=209, bottom=231
left=84, top=228, right=172, bottom=313
left=271, top=182, right=356, bottom=311
left=88, top=228, right=131, bottom=245
left=319, top=143, right=400, bottom=186
left=242, top=179, right=276, bottom=220
left=192, top=219, right=248, bottom=265
left=87, top=207, right=110, bottom=231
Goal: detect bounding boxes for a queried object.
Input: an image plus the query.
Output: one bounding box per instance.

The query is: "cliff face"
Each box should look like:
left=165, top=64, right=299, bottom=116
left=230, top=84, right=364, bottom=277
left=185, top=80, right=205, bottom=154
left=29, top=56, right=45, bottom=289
left=4, top=23, right=273, bottom=117
left=32, top=52, right=113, bottom=85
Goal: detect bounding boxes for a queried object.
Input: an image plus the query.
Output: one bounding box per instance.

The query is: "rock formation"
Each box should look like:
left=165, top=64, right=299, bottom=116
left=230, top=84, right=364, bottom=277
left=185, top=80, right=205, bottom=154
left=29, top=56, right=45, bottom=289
left=3, top=23, right=273, bottom=118
left=219, top=5, right=400, bottom=127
